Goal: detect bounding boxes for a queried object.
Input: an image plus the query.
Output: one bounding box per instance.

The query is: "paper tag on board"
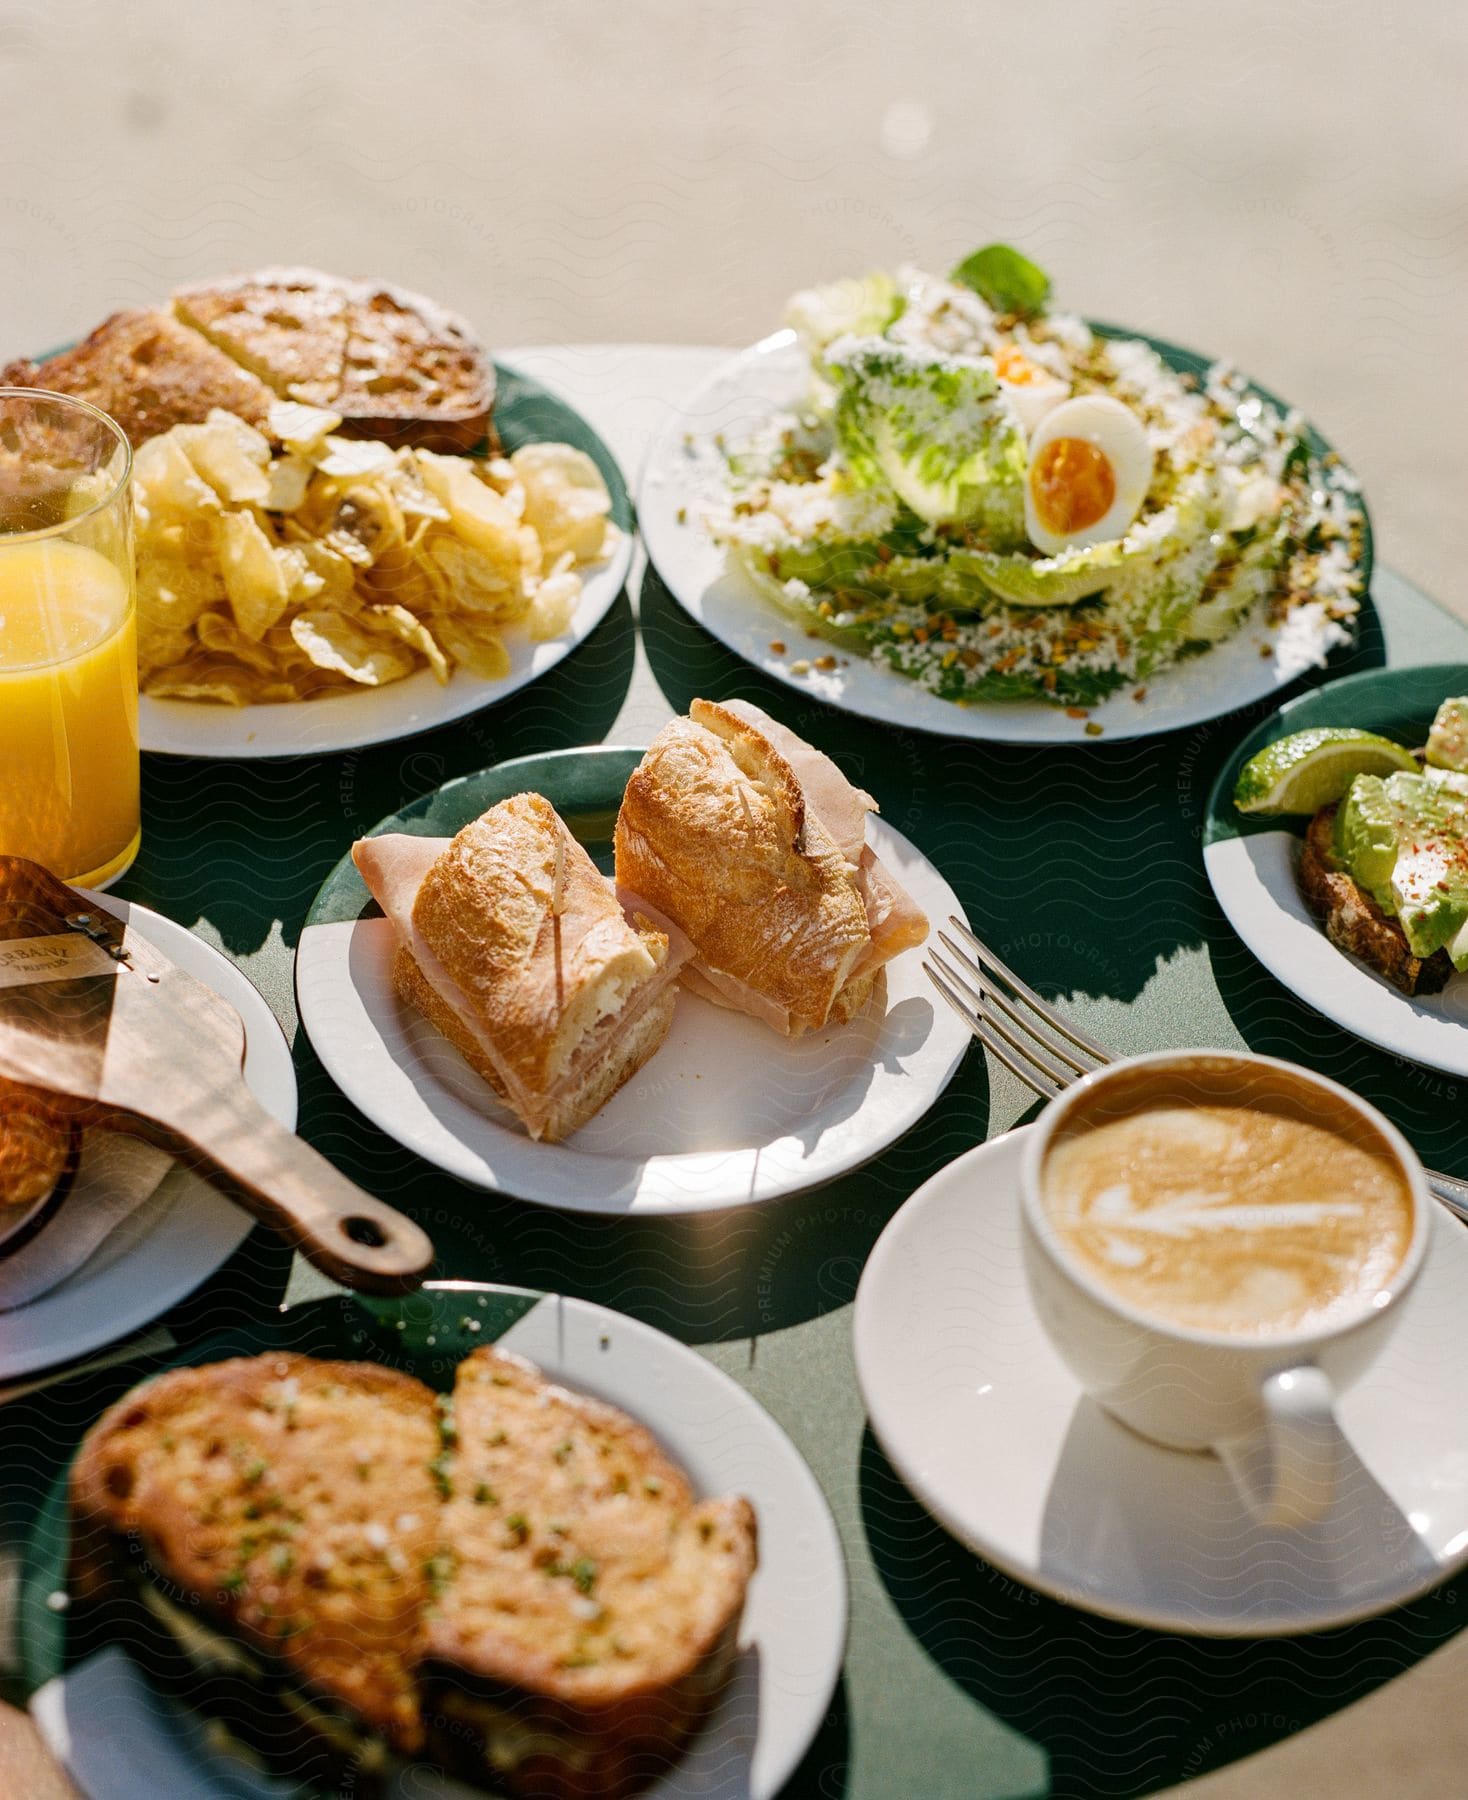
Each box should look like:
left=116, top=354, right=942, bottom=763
left=0, top=933, right=121, bottom=988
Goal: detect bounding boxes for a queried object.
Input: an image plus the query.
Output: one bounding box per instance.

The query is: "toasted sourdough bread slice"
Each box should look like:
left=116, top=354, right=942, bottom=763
left=69, top=1354, right=441, bottom=1783
left=1299, top=804, right=1453, bottom=996
left=70, top=1348, right=757, bottom=1799
left=614, top=697, right=928, bottom=1035
left=0, top=309, right=275, bottom=447
left=425, top=1346, right=757, bottom=1800
left=352, top=795, right=686, bottom=1141
left=173, top=267, right=495, bottom=451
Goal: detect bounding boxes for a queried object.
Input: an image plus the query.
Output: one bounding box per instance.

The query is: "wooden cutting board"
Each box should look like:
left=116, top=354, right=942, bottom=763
left=0, top=857, right=432, bottom=1293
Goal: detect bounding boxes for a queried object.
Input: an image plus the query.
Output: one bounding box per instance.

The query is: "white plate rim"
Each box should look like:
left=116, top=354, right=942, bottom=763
left=854, top=1126, right=1468, bottom=1636
left=637, top=333, right=1364, bottom=746
left=0, top=898, right=297, bottom=1379
left=294, top=771, right=970, bottom=1215
left=1204, top=831, right=1468, bottom=1079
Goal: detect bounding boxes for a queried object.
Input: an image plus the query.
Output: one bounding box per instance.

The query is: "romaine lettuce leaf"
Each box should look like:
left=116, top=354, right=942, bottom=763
left=825, top=337, right=1028, bottom=545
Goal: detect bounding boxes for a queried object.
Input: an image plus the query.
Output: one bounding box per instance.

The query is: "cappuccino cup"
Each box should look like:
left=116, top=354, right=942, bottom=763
left=1020, top=1050, right=1430, bottom=1527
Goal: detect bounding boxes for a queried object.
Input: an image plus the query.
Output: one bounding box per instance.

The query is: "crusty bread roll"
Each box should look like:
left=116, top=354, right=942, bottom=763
left=615, top=699, right=928, bottom=1036
left=354, top=794, right=687, bottom=1141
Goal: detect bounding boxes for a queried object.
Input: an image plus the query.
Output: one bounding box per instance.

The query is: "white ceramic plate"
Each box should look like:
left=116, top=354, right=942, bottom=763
left=29, top=1281, right=847, bottom=1800
left=0, top=896, right=296, bottom=1379
left=1204, top=831, right=1468, bottom=1079
left=297, top=752, right=969, bottom=1213
left=638, top=332, right=1365, bottom=745
left=854, top=1128, right=1468, bottom=1636
left=137, top=360, right=634, bottom=759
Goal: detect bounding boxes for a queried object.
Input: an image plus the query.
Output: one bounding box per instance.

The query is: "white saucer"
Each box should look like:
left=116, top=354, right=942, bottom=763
left=853, top=1126, right=1468, bottom=1636
left=0, top=896, right=297, bottom=1379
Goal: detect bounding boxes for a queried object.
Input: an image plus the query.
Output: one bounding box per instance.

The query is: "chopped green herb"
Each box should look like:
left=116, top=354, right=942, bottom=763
left=505, top=1513, right=530, bottom=1544
left=473, top=1482, right=497, bottom=1506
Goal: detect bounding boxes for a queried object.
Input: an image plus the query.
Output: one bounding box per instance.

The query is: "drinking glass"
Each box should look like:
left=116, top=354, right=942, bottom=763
left=0, top=389, right=138, bottom=887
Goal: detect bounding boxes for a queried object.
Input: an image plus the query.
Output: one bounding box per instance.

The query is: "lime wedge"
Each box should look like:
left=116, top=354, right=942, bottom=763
left=1234, top=728, right=1419, bottom=815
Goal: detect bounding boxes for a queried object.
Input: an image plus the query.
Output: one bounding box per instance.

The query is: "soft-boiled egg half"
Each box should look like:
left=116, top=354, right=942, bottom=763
left=993, top=344, right=1069, bottom=437
left=1023, top=394, right=1154, bottom=555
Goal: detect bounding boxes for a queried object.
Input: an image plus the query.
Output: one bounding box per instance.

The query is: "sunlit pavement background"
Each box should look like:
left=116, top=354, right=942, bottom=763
left=0, top=0, right=1462, bottom=619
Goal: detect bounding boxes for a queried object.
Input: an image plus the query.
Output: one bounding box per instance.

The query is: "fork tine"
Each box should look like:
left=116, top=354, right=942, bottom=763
left=932, top=940, right=1081, bottom=1091
left=925, top=957, right=1064, bottom=1099
left=946, top=915, right=1112, bottom=1065
left=936, top=931, right=1097, bottom=1082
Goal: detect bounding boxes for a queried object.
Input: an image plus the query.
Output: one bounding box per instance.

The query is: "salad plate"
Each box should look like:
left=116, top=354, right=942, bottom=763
left=136, top=360, right=634, bottom=759
left=0, top=894, right=296, bottom=1380
left=20, top=1283, right=847, bottom=1800
left=640, top=249, right=1370, bottom=745
left=1205, top=663, right=1468, bottom=1079
left=296, top=745, right=969, bottom=1213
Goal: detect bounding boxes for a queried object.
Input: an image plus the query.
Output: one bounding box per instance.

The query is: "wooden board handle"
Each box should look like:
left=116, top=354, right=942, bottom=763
left=135, top=1098, right=435, bottom=1294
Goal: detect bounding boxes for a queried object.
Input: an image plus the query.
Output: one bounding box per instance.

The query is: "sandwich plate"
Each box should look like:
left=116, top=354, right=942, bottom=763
left=1204, top=662, right=1468, bottom=1079
left=132, top=360, right=634, bottom=758
left=0, top=893, right=295, bottom=1381
left=19, top=1282, right=847, bottom=1800
left=638, top=330, right=1369, bottom=745
left=296, top=745, right=971, bottom=1213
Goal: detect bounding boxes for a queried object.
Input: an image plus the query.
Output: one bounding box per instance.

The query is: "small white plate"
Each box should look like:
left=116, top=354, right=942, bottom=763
left=854, top=1127, right=1468, bottom=1636
left=29, top=1282, right=847, bottom=1800
left=0, top=896, right=296, bottom=1380
left=1204, top=831, right=1468, bottom=1079
left=296, top=747, right=969, bottom=1214
left=137, top=360, right=634, bottom=759
left=638, top=333, right=1364, bottom=746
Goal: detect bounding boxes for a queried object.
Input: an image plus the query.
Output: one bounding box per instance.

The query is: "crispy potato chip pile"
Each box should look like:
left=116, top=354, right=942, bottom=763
left=133, top=403, right=616, bottom=703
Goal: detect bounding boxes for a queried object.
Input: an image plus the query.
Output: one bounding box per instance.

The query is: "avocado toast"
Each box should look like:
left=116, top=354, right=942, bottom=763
left=69, top=1346, right=757, bottom=1797
left=1235, top=696, right=1468, bottom=997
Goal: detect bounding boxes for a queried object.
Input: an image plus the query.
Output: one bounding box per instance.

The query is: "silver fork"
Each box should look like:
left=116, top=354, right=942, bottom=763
left=927, top=916, right=1468, bottom=1228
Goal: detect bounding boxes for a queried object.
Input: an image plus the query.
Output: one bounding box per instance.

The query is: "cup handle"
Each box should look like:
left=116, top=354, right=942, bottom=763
left=1216, top=1365, right=1344, bottom=1528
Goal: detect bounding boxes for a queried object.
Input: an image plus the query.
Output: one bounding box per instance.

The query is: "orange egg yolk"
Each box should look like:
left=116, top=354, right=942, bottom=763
left=994, top=345, right=1046, bottom=386
left=1029, top=437, right=1116, bottom=536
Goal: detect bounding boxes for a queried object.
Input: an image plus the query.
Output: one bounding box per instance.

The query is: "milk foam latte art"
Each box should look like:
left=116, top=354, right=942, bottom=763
left=1040, top=1061, right=1414, bottom=1337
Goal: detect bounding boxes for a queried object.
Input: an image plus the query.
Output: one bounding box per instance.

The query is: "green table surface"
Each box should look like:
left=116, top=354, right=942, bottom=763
left=3, top=363, right=1466, bottom=1800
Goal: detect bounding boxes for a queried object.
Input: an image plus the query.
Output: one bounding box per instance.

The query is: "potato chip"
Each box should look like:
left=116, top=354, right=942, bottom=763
left=177, top=412, right=272, bottom=504
left=419, top=534, right=527, bottom=622
left=290, top=609, right=417, bottom=686
left=314, top=436, right=397, bottom=480
left=144, top=666, right=252, bottom=706
left=415, top=450, right=538, bottom=575
left=510, top=442, right=611, bottom=565
left=526, top=561, right=582, bottom=642
left=195, top=608, right=285, bottom=675
left=217, top=510, right=291, bottom=640
left=269, top=400, right=343, bottom=456
left=263, top=454, right=314, bottom=513
left=366, top=603, right=450, bottom=684
left=424, top=612, right=511, bottom=680
left=134, top=434, right=221, bottom=520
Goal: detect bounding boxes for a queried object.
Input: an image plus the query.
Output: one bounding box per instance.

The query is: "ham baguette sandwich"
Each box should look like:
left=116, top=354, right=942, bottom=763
left=353, top=794, right=689, bottom=1142
left=614, top=699, right=929, bottom=1036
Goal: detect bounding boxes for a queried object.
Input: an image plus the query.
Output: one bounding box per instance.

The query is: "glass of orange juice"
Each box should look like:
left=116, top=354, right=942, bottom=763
left=0, top=389, right=138, bottom=888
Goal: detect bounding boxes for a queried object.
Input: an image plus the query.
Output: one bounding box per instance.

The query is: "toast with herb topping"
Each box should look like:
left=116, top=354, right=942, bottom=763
left=426, top=1345, right=757, bottom=1800
left=68, top=1345, right=756, bottom=1797
left=1298, top=804, right=1453, bottom=996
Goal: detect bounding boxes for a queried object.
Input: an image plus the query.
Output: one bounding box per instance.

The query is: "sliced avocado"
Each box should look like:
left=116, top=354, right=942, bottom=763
left=1334, top=775, right=1402, bottom=911
left=1427, top=697, right=1468, bottom=774
left=1337, top=771, right=1468, bottom=961
left=1449, top=916, right=1468, bottom=975
left=1389, top=773, right=1468, bottom=959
